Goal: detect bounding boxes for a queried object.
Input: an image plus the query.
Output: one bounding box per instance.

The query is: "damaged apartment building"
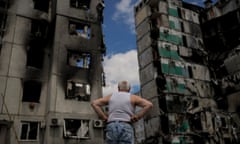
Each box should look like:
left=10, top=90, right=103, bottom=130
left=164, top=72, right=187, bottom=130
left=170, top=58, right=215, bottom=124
left=0, top=0, right=106, bottom=144
left=135, top=0, right=240, bottom=143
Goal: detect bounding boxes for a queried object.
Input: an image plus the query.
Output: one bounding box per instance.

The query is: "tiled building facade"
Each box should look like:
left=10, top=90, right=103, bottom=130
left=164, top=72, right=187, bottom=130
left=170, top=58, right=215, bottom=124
left=134, top=0, right=240, bottom=143
left=0, top=0, right=106, bottom=144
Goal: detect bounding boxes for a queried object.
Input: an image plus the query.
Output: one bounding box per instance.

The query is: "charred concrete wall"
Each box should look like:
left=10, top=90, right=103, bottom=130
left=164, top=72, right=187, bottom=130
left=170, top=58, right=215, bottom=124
left=0, top=0, right=105, bottom=144
left=135, top=0, right=240, bottom=144
left=201, top=1, right=240, bottom=143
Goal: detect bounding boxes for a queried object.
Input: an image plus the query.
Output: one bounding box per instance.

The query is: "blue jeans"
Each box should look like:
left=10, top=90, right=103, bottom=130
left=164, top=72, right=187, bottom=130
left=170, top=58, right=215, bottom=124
left=106, top=121, right=134, bottom=144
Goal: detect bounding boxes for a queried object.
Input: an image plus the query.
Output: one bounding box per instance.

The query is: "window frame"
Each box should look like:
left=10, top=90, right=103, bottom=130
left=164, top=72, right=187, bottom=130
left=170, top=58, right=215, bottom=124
left=22, top=80, right=42, bottom=103
left=69, top=0, right=91, bottom=10
left=63, top=119, right=90, bottom=139
left=68, top=20, right=91, bottom=39
left=66, top=80, right=91, bottom=101
left=31, top=19, right=48, bottom=39
left=19, top=121, right=39, bottom=141
left=67, top=50, right=91, bottom=69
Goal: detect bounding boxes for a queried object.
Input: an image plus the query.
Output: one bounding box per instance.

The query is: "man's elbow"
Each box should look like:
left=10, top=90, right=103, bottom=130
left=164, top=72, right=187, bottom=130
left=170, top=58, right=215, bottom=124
left=148, top=102, right=153, bottom=109
left=91, top=100, right=97, bottom=107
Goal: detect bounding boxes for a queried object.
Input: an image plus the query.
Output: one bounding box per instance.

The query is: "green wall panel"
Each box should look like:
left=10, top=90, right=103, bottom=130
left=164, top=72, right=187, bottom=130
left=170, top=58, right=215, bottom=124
left=160, top=32, right=183, bottom=45
left=166, top=82, right=185, bottom=93
left=158, top=48, right=181, bottom=60
left=168, top=8, right=179, bottom=17
left=169, top=20, right=181, bottom=31
left=161, top=63, right=188, bottom=77
left=161, top=64, right=183, bottom=75
left=169, top=21, right=175, bottom=29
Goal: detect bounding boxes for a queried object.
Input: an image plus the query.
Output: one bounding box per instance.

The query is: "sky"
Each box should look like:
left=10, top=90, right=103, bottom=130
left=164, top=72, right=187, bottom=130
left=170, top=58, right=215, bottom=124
left=102, top=0, right=218, bottom=96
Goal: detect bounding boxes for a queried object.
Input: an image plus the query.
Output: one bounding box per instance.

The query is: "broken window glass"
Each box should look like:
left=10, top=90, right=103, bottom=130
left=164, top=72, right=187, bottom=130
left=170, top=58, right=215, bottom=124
left=20, top=121, right=39, bottom=140
left=67, top=51, right=91, bottom=68
left=66, top=80, right=91, bottom=101
left=70, top=0, right=91, bottom=10
left=64, top=119, right=90, bottom=139
left=69, top=21, right=91, bottom=39
left=22, top=80, right=42, bottom=103
left=33, top=0, right=49, bottom=13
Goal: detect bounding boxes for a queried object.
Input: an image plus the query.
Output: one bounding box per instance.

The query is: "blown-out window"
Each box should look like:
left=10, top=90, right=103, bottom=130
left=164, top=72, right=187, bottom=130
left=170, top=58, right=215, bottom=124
left=70, top=0, right=91, bottom=10
left=69, top=21, right=91, bottom=39
left=67, top=51, right=91, bottom=69
left=26, top=46, right=44, bottom=69
left=22, top=81, right=42, bottom=103
left=66, top=80, right=91, bottom=101
left=31, top=20, right=48, bottom=38
left=0, top=1, right=8, bottom=54
left=20, top=121, right=39, bottom=140
left=33, top=0, right=49, bottom=12
left=64, top=119, right=90, bottom=139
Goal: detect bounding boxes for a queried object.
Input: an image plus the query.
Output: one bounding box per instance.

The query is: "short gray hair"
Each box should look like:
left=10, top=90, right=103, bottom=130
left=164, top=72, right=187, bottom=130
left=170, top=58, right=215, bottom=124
left=118, top=80, right=131, bottom=91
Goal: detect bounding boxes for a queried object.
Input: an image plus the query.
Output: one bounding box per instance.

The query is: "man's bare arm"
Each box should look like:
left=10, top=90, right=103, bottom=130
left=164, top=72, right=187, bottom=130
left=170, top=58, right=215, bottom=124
left=91, top=95, right=111, bottom=121
left=131, top=95, right=153, bottom=122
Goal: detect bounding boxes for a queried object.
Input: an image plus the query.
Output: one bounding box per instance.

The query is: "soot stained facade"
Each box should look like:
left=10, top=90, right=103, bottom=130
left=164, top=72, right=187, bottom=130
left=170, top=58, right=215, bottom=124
left=0, top=0, right=106, bottom=144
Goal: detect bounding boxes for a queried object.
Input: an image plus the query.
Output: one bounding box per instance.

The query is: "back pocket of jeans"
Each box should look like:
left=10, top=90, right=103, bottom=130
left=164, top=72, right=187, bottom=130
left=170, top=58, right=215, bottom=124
left=120, top=127, right=133, bottom=143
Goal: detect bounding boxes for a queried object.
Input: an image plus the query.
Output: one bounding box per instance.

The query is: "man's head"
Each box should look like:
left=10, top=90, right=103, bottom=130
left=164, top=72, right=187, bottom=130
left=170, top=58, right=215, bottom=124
left=118, top=80, right=131, bottom=92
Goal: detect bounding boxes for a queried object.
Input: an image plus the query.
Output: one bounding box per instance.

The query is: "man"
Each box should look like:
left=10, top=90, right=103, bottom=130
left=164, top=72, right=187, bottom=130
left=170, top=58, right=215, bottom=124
left=91, top=80, right=153, bottom=144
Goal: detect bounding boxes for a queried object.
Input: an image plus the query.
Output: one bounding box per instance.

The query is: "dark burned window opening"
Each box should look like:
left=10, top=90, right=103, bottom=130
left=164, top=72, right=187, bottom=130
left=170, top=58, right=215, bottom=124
left=0, top=122, right=11, bottom=144
left=166, top=95, right=186, bottom=113
left=33, top=0, right=49, bottom=13
left=0, top=0, right=8, bottom=9
left=26, top=46, right=44, bottom=69
left=64, top=119, right=90, bottom=139
left=70, top=0, right=91, bottom=10
left=177, top=7, right=182, bottom=18
left=182, top=35, right=187, bottom=47
left=69, top=21, right=91, bottom=39
left=22, top=80, right=42, bottom=103
left=161, top=115, right=170, bottom=134
left=0, top=31, right=3, bottom=54
left=0, top=13, right=7, bottom=31
left=27, top=20, right=47, bottom=69
left=169, top=60, right=176, bottom=67
left=188, top=66, right=193, bottom=78
left=20, top=121, right=39, bottom=140
left=67, top=50, right=91, bottom=69
left=66, top=80, right=91, bottom=101
left=180, top=21, right=184, bottom=31
left=0, top=1, right=8, bottom=29
left=31, top=20, right=48, bottom=39
left=220, top=117, right=227, bottom=127
left=0, top=1, right=8, bottom=54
